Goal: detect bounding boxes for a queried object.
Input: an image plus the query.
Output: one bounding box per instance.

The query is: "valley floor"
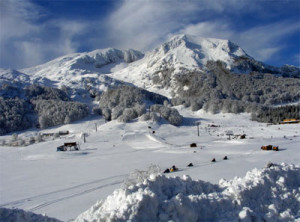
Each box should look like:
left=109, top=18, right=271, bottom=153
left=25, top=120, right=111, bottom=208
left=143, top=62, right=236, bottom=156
left=0, top=107, right=299, bottom=221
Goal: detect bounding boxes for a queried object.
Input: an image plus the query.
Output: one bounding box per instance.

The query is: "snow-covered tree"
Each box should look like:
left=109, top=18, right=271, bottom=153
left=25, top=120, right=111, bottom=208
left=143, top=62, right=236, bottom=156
left=98, top=85, right=167, bottom=122
left=32, top=100, right=89, bottom=129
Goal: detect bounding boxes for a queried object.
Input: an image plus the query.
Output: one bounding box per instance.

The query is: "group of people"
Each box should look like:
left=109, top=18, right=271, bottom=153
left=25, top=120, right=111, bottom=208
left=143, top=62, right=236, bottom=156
left=212, top=156, right=228, bottom=162
left=163, top=156, right=228, bottom=173
left=164, top=165, right=178, bottom=173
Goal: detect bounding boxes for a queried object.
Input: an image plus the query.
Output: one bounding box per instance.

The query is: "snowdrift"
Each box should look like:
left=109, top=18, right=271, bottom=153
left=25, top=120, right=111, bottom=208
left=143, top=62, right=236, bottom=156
left=76, top=163, right=300, bottom=222
left=0, top=208, right=61, bottom=222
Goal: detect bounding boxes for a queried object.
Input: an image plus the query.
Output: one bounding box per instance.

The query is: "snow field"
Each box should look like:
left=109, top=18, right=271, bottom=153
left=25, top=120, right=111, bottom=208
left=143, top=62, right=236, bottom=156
left=0, top=110, right=299, bottom=220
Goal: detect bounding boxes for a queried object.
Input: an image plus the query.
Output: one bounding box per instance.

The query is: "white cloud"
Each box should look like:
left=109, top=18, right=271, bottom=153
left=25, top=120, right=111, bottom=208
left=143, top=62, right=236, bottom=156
left=106, top=0, right=299, bottom=63
left=0, top=0, right=88, bottom=68
left=234, top=21, right=299, bottom=61
left=0, top=0, right=298, bottom=68
left=177, top=22, right=233, bottom=40
left=106, top=0, right=210, bottom=51
left=0, top=0, right=39, bottom=41
left=256, top=48, right=281, bottom=61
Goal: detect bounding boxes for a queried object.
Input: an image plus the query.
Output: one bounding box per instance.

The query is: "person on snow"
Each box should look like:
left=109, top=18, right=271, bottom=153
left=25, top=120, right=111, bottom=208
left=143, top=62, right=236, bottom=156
left=211, top=158, right=216, bottom=162
left=170, top=165, right=178, bottom=172
left=223, top=156, right=228, bottom=160
left=164, top=168, right=170, bottom=173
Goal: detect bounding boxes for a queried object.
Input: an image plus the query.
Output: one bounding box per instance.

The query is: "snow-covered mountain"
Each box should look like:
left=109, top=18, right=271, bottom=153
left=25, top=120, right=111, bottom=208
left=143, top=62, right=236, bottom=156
left=142, top=34, right=248, bottom=71
left=109, top=34, right=299, bottom=97
left=1, top=34, right=297, bottom=99
left=22, top=48, right=143, bottom=78
left=109, top=35, right=249, bottom=96
left=18, top=48, right=143, bottom=96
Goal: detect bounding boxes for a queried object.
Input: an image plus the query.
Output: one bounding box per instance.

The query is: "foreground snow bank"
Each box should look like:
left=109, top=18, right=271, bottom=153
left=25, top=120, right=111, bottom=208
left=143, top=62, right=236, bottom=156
left=76, top=163, right=300, bottom=222
left=0, top=208, right=61, bottom=222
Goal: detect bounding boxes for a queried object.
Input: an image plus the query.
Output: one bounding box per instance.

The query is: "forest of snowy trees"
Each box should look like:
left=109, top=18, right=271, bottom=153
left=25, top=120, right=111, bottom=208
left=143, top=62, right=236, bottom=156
left=0, top=97, right=32, bottom=135
left=32, top=100, right=88, bottom=129
left=98, top=85, right=183, bottom=125
left=0, top=84, right=88, bottom=135
left=170, top=61, right=300, bottom=114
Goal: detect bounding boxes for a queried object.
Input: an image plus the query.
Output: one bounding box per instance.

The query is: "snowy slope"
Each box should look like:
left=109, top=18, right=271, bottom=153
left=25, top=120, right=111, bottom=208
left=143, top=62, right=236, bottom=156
left=146, top=34, right=248, bottom=71
left=0, top=69, right=31, bottom=85
left=0, top=68, right=58, bottom=89
left=108, top=34, right=299, bottom=97
left=108, top=35, right=248, bottom=97
left=22, top=48, right=143, bottom=78
left=18, top=48, right=144, bottom=97
left=0, top=208, right=61, bottom=222
left=0, top=109, right=299, bottom=221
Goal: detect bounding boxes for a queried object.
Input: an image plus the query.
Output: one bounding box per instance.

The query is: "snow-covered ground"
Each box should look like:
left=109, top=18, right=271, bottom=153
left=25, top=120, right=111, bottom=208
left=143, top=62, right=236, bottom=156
left=76, top=163, right=300, bottom=222
left=0, top=108, right=299, bottom=221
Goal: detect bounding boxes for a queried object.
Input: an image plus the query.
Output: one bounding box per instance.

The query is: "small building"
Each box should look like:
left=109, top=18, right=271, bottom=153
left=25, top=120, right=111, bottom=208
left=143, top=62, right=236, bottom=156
left=240, top=134, right=246, bottom=139
left=59, top=131, right=69, bottom=135
left=190, top=143, right=197, bottom=148
left=261, top=145, right=273, bottom=150
left=261, top=145, right=279, bottom=151
left=57, top=142, right=79, bottom=151
left=208, top=124, right=220, bottom=127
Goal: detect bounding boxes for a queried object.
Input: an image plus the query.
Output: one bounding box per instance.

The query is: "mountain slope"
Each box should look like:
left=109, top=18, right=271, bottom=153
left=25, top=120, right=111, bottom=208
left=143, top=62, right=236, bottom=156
left=108, top=35, right=247, bottom=96
left=20, top=48, right=144, bottom=96
left=7, top=34, right=297, bottom=99
left=22, top=48, right=143, bottom=78
left=109, top=34, right=299, bottom=97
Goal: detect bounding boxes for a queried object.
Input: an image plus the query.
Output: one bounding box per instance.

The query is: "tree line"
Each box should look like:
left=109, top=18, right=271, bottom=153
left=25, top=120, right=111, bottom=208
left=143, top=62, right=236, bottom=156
left=251, top=105, right=300, bottom=124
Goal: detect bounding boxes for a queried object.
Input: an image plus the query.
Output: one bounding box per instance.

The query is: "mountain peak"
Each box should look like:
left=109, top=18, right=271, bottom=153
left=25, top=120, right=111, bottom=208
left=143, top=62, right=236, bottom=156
left=147, top=34, right=248, bottom=72
left=162, top=34, right=247, bottom=58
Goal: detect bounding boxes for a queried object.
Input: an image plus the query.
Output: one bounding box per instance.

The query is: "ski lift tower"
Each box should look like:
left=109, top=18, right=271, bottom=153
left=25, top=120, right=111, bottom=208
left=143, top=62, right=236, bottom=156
left=195, top=121, right=201, bottom=137
left=226, top=130, right=234, bottom=140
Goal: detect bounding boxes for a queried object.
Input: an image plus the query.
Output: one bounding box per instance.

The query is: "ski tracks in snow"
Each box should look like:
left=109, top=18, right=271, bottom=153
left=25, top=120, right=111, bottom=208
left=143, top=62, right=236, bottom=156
left=0, top=174, right=128, bottom=212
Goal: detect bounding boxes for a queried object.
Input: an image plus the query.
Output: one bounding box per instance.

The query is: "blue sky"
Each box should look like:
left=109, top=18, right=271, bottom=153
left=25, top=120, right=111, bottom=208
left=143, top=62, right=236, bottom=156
left=0, top=0, right=299, bottom=69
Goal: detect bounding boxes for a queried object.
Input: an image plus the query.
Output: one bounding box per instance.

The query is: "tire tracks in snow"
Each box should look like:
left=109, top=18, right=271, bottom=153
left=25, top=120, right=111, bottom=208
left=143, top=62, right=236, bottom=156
left=28, top=180, right=123, bottom=212
left=0, top=174, right=128, bottom=210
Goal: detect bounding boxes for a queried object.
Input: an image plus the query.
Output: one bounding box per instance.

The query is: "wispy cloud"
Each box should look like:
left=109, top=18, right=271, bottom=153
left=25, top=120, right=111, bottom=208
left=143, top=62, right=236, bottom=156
left=105, top=0, right=253, bottom=50
left=106, top=0, right=200, bottom=51
left=0, top=0, right=299, bottom=68
left=106, top=0, right=299, bottom=65
left=0, top=0, right=88, bottom=68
